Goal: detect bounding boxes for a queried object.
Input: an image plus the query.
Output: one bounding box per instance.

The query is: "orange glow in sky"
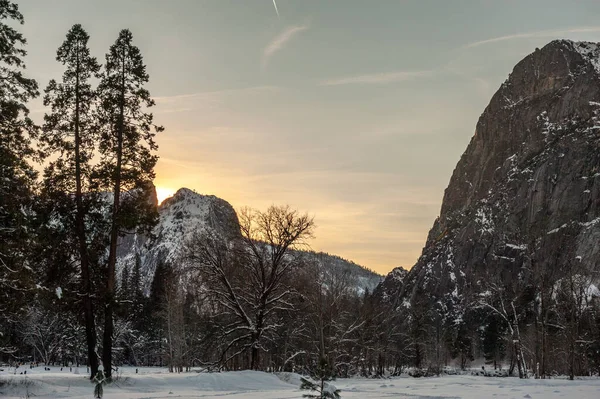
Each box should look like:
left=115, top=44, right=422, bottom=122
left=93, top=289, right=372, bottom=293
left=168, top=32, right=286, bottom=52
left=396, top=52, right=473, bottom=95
left=20, top=0, right=600, bottom=274
left=155, top=187, right=177, bottom=205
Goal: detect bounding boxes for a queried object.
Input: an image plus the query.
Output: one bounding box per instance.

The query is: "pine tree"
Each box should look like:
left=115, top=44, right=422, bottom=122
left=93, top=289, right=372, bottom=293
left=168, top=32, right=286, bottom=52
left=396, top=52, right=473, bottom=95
left=92, top=365, right=108, bottom=398
left=0, top=1, right=38, bottom=123
left=116, top=264, right=131, bottom=322
left=482, top=314, right=506, bottom=370
left=0, top=0, right=39, bottom=352
left=145, top=260, right=173, bottom=364
left=96, top=29, right=163, bottom=378
left=120, top=266, right=130, bottom=300
left=148, top=260, right=172, bottom=313
left=300, top=356, right=341, bottom=399
left=131, top=253, right=144, bottom=320
left=39, top=23, right=102, bottom=379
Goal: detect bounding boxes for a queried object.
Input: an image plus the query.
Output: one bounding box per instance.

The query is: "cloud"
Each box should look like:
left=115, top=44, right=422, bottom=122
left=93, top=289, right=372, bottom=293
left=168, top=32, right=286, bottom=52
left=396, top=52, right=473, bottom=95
left=155, top=86, right=279, bottom=103
left=154, top=86, right=280, bottom=113
left=465, top=26, right=600, bottom=49
left=321, top=70, right=433, bottom=86
left=262, top=24, right=309, bottom=69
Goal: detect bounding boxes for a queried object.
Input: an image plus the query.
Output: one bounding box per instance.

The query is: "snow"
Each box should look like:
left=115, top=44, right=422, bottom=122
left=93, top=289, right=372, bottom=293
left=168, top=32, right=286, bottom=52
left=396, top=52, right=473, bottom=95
left=452, top=285, right=459, bottom=298
left=587, top=284, right=600, bottom=298
left=573, top=41, right=600, bottom=74
left=475, top=206, right=494, bottom=235
left=115, top=188, right=241, bottom=293
left=547, top=223, right=568, bottom=235
left=116, top=188, right=382, bottom=293
left=581, top=217, right=600, bottom=228
left=2, top=367, right=600, bottom=399
left=547, top=217, right=600, bottom=235
left=506, top=243, right=527, bottom=250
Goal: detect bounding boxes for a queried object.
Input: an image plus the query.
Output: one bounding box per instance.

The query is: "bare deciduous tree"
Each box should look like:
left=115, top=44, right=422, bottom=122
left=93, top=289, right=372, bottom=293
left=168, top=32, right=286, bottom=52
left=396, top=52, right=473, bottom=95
left=476, top=281, right=528, bottom=378
left=183, top=205, right=314, bottom=370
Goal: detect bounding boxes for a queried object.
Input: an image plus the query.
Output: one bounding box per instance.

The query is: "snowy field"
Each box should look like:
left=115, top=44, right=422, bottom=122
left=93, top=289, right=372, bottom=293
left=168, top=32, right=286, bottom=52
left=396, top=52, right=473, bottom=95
left=1, top=366, right=600, bottom=398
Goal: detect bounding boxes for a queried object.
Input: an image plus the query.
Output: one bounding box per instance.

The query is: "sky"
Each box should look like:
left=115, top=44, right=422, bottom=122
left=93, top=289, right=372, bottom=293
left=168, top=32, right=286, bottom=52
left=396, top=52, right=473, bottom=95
left=15, top=0, right=600, bottom=274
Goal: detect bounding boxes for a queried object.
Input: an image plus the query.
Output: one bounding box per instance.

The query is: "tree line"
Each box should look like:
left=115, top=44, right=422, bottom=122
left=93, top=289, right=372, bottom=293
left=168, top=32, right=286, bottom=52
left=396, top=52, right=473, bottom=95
left=379, top=228, right=600, bottom=380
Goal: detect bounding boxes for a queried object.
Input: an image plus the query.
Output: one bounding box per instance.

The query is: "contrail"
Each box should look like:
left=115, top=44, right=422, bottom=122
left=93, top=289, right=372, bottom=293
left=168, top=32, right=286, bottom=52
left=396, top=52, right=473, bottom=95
left=272, top=0, right=280, bottom=18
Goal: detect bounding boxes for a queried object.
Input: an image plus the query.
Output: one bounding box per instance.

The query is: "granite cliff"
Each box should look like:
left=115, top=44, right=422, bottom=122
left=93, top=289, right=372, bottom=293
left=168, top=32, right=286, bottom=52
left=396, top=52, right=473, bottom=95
left=389, top=40, right=600, bottom=306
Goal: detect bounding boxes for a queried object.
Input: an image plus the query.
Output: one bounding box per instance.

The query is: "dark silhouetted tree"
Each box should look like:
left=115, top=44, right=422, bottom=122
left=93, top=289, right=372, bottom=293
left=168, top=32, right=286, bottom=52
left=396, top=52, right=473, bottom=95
left=0, top=0, right=38, bottom=354
left=39, top=23, right=102, bottom=378
left=96, top=29, right=163, bottom=377
left=184, top=205, right=314, bottom=370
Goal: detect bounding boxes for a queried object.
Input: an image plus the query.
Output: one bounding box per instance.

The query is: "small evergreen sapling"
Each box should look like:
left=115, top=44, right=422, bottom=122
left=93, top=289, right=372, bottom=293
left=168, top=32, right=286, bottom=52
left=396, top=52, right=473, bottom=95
left=92, top=365, right=108, bottom=398
left=300, top=356, right=341, bottom=399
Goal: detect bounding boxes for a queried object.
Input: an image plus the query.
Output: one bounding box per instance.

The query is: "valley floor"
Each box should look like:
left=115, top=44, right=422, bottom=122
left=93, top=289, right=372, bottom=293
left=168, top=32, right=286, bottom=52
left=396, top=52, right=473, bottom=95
left=1, top=366, right=600, bottom=399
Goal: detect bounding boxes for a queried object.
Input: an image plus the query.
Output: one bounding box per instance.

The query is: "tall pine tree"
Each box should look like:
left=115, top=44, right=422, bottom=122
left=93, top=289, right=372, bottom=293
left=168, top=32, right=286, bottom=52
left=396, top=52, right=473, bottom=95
left=96, top=29, right=162, bottom=378
left=131, top=254, right=144, bottom=315
left=39, top=24, right=102, bottom=378
left=0, top=0, right=39, bottom=353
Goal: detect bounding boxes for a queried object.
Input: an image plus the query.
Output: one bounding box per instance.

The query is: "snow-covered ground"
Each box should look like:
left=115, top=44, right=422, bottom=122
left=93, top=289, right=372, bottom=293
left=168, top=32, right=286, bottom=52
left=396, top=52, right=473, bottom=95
left=1, top=366, right=600, bottom=398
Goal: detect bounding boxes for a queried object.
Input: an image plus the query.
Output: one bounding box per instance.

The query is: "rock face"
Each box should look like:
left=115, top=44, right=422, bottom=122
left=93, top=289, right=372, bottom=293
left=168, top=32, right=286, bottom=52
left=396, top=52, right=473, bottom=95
left=373, top=266, right=408, bottom=302
left=117, top=188, right=241, bottom=291
left=396, top=40, right=600, bottom=302
left=118, top=188, right=382, bottom=292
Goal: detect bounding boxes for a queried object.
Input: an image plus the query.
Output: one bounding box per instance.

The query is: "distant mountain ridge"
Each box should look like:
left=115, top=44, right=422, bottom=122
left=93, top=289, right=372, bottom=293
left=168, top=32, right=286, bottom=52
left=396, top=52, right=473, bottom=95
left=117, top=187, right=383, bottom=292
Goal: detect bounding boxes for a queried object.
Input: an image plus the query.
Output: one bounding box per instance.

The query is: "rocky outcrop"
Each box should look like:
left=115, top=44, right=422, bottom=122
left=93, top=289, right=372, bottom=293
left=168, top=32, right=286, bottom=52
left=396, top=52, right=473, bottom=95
left=117, top=188, right=241, bottom=291
left=117, top=188, right=382, bottom=292
left=392, top=40, right=600, bottom=304
left=373, top=266, right=408, bottom=302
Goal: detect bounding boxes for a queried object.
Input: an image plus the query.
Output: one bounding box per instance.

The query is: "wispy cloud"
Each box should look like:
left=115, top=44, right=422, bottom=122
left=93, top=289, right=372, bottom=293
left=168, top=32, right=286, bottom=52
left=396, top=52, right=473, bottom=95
left=154, top=86, right=279, bottom=113
left=465, top=26, right=600, bottom=49
left=262, top=24, right=309, bottom=69
left=321, top=70, right=433, bottom=86
left=155, top=86, right=279, bottom=103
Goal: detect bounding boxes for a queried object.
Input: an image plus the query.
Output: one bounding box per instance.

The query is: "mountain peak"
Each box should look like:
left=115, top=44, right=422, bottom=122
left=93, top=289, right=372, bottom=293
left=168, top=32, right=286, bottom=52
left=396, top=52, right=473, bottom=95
left=163, top=187, right=205, bottom=203
left=118, top=189, right=383, bottom=293
left=174, top=187, right=198, bottom=197
left=382, top=39, right=600, bottom=304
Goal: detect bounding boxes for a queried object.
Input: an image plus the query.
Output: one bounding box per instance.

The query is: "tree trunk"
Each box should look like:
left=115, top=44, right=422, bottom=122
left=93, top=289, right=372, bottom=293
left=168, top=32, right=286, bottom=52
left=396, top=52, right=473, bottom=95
left=73, top=44, right=99, bottom=380
left=102, top=152, right=121, bottom=379
left=250, top=344, right=259, bottom=371
left=541, top=292, right=547, bottom=378
left=511, top=302, right=527, bottom=378
left=569, top=325, right=575, bottom=380
left=167, top=297, right=174, bottom=373
left=102, top=47, right=126, bottom=379
left=515, top=342, right=524, bottom=379
left=534, top=296, right=540, bottom=379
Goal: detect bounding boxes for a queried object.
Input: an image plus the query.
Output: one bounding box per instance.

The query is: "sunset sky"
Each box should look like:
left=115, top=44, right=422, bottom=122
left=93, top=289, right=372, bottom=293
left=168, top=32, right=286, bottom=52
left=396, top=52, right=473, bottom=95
left=18, top=0, right=600, bottom=274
